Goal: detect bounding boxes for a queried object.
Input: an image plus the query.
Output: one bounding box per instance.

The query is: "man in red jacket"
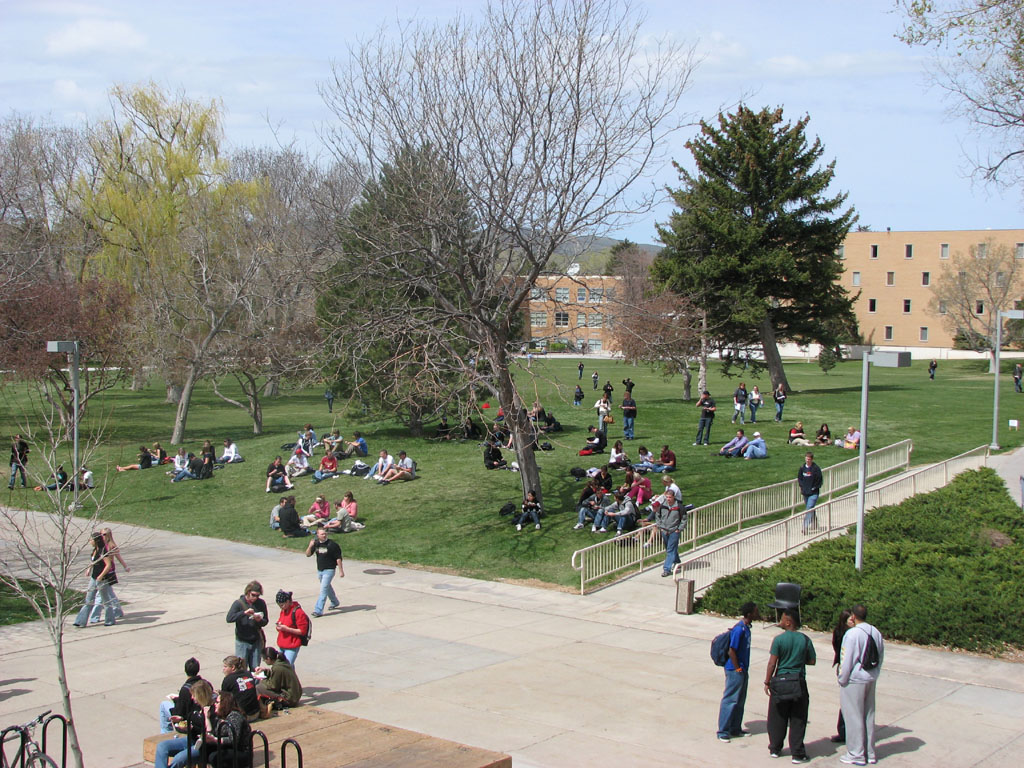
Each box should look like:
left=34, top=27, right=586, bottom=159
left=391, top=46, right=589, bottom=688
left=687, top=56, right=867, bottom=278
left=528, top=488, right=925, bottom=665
left=274, top=590, right=310, bottom=668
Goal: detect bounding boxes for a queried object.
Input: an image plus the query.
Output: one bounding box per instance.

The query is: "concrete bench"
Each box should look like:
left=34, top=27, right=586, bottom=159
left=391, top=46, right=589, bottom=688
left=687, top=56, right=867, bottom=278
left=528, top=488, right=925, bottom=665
left=141, top=706, right=510, bottom=767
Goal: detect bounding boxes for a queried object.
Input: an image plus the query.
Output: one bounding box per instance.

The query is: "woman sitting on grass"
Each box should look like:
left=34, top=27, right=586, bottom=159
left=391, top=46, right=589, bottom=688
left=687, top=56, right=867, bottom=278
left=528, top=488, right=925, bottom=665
left=300, top=495, right=331, bottom=528
left=514, top=490, right=542, bottom=531
left=609, top=441, right=630, bottom=469
left=152, top=442, right=169, bottom=464
left=324, top=492, right=365, bottom=532
left=117, top=446, right=153, bottom=472
left=815, top=423, right=832, bottom=446
left=788, top=421, right=814, bottom=447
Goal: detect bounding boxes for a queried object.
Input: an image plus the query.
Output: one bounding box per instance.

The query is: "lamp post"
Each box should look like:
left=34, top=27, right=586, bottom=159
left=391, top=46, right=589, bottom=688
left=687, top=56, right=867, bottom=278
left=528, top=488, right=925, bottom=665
left=990, top=309, right=1024, bottom=451
left=855, top=349, right=911, bottom=572
left=46, top=340, right=81, bottom=511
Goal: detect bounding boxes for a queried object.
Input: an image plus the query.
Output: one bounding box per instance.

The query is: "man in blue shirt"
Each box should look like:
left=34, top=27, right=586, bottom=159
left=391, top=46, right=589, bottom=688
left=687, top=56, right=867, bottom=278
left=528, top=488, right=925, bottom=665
left=717, top=601, right=758, bottom=741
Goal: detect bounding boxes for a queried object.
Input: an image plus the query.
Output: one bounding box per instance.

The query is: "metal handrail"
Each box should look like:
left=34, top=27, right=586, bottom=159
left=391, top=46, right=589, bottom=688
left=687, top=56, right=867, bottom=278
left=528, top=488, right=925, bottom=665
left=679, top=445, right=990, bottom=593
left=571, top=440, right=913, bottom=593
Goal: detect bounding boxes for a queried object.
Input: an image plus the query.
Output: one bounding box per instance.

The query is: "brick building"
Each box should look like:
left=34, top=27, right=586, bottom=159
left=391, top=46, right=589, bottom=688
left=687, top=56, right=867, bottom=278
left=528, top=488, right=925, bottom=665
left=527, top=274, right=621, bottom=353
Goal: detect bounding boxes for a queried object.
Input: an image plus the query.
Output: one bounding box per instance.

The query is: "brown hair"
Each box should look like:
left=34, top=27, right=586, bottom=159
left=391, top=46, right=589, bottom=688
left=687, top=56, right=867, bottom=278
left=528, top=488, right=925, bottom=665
left=191, top=679, right=214, bottom=707
left=244, top=580, right=263, bottom=596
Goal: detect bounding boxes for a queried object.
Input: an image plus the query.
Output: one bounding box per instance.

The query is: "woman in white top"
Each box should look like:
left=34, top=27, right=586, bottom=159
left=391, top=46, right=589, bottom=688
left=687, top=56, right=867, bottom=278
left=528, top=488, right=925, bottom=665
left=609, top=440, right=630, bottom=469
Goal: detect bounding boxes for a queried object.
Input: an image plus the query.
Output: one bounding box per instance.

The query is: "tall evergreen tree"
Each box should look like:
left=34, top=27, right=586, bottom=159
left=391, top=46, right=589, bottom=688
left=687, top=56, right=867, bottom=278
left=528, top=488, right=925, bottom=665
left=654, top=105, right=858, bottom=390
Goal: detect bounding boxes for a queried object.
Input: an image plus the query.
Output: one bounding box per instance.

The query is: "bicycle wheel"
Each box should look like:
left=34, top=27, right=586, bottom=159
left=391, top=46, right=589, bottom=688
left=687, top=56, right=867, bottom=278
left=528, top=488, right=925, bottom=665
left=27, top=753, right=59, bottom=768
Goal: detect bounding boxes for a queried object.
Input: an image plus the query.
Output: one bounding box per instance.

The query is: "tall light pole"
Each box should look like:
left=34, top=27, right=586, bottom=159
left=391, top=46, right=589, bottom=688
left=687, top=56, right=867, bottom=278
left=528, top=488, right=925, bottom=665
left=46, top=341, right=81, bottom=511
left=856, top=349, right=911, bottom=572
left=991, top=309, right=1024, bottom=451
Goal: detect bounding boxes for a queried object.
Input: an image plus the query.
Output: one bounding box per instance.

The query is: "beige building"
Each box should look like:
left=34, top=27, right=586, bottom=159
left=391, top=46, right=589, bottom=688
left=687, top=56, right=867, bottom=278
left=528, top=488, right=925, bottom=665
left=527, top=274, right=621, bottom=353
left=841, top=229, right=1024, bottom=351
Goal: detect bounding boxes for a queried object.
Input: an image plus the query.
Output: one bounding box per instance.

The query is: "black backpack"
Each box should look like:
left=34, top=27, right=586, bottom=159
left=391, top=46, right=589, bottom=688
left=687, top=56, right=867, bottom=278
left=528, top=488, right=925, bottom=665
left=861, top=629, right=881, bottom=670
left=569, top=467, right=587, bottom=480
left=499, top=502, right=516, bottom=517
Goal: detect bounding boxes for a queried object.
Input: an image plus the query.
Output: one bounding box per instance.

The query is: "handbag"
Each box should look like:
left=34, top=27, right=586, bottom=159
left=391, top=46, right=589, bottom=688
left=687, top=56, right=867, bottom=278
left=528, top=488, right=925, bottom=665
left=769, top=673, right=803, bottom=702
left=603, top=415, right=614, bottom=424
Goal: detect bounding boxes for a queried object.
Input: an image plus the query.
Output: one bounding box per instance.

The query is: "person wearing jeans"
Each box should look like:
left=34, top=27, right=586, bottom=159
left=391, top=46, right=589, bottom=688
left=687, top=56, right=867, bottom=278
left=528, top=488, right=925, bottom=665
left=797, top=452, right=823, bottom=534
left=655, top=490, right=684, bottom=577
left=73, top=532, right=117, bottom=627
left=773, top=384, right=787, bottom=422
left=621, top=394, right=637, bottom=440
left=305, top=527, right=344, bottom=616
left=717, top=602, right=757, bottom=741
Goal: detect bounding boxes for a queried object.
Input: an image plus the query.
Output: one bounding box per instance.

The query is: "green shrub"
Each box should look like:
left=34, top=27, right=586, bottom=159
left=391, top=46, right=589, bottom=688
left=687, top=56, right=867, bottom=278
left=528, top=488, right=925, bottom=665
left=698, top=469, right=1024, bottom=652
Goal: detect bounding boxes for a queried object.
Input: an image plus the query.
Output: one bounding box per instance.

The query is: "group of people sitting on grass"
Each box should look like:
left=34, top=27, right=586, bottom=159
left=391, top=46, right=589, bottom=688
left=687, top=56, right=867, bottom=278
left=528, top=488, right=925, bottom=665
left=33, top=463, right=94, bottom=492
left=570, top=471, right=686, bottom=538
left=270, top=491, right=364, bottom=536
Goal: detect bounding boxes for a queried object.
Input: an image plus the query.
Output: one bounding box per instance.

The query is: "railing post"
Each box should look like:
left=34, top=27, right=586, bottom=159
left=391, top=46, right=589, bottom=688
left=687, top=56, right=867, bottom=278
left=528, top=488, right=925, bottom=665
left=737, top=494, right=743, bottom=531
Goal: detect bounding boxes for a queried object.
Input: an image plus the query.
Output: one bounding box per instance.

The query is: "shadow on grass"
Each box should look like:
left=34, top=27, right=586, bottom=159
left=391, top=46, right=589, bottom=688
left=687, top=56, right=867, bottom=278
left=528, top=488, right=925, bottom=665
left=799, top=383, right=908, bottom=395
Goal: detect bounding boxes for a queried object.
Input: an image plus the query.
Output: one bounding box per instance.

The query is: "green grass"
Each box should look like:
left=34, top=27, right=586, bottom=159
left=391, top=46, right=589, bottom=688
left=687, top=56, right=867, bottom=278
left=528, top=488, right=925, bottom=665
left=0, top=581, right=82, bottom=626
left=3, top=356, right=1022, bottom=589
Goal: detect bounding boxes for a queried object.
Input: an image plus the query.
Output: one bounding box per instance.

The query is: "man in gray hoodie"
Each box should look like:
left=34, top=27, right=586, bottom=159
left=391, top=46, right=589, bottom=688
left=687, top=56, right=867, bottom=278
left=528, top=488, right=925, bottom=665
left=837, top=604, right=885, bottom=766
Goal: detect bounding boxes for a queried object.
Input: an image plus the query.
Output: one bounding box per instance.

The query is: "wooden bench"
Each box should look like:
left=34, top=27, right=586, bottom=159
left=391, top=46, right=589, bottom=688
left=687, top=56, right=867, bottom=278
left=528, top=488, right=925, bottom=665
left=141, top=706, right=510, bottom=768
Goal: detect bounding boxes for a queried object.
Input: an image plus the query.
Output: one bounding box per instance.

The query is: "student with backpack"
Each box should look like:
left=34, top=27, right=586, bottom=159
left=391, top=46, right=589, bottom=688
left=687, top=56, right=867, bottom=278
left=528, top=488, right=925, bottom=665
left=837, top=604, right=885, bottom=766
left=273, top=590, right=311, bottom=668
left=715, top=601, right=758, bottom=742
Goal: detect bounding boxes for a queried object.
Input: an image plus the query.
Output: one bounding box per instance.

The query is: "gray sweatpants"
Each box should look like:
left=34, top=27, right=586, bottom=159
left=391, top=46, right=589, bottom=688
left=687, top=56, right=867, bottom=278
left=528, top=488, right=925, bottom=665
left=840, top=680, right=877, bottom=762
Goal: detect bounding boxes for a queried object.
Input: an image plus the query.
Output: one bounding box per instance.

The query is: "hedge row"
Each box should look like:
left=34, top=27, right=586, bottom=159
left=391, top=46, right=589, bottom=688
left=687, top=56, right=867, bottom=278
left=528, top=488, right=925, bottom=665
left=697, top=468, right=1024, bottom=652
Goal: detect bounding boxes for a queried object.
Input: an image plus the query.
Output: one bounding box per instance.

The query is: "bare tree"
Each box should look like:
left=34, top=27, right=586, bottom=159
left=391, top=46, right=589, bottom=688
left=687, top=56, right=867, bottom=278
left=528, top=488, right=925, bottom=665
left=0, top=397, right=113, bottom=768
left=319, top=0, right=695, bottom=500
left=930, top=239, right=1024, bottom=371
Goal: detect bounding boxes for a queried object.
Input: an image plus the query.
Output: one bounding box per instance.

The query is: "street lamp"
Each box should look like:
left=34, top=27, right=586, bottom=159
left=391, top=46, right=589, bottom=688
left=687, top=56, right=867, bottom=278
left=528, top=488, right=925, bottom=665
left=990, top=309, right=1024, bottom=451
left=855, top=349, right=911, bottom=572
left=46, top=340, right=81, bottom=512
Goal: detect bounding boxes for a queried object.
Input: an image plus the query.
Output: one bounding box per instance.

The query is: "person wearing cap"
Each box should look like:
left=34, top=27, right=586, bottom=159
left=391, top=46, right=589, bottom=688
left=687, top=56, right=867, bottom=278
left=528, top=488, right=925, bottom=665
left=274, top=590, right=311, bottom=667
left=225, top=581, right=269, bottom=671
left=743, top=432, right=767, bottom=459
left=265, top=456, right=293, bottom=492
left=305, top=527, right=344, bottom=617
left=286, top=449, right=311, bottom=478
left=695, top=391, right=717, bottom=446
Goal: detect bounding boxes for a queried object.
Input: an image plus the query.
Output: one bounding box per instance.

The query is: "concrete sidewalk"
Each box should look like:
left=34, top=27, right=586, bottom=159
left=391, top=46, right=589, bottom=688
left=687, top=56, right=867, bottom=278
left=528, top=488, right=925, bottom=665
left=2, top=508, right=1023, bottom=767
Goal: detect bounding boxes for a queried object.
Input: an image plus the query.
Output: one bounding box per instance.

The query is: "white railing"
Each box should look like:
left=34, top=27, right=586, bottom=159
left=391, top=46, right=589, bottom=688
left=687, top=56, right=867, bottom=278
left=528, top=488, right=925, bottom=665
left=679, top=445, right=990, bottom=593
left=570, top=440, right=912, bottom=594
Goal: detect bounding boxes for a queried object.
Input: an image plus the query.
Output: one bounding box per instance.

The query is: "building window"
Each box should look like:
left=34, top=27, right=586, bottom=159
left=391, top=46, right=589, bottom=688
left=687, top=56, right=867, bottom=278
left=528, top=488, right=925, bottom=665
left=905, top=244, right=913, bottom=259
left=530, top=312, right=547, bottom=327
left=1016, top=243, right=1024, bottom=259
left=555, top=287, right=569, bottom=302
left=836, top=245, right=845, bottom=259
left=589, top=288, right=603, bottom=303
left=938, top=300, right=948, bottom=314
left=886, top=271, right=895, bottom=286
left=577, top=287, right=586, bottom=302
left=870, top=244, right=879, bottom=259
left=868, top=298, right=877, bottom=313
left=975, top=301, right=985, bottom=315
left=605, top=287, right=616, bottom=302
left=940, top=243, right=949, bottom=259
left=576, top=313, right=586, bottom=327
left=903, top=299, right=912, bottom=313
left=921, top=271, right=930, bottom=286
left=554, top=311, right=569, bottom=327
left=587, top=339, right=602, bottom=352
left=884, top=326, right=893, bottom=341
left=852, top=271, right=861, bottom=286
left=589, top=313, right=603, bottom=328
left=530, top=287, right=543, bottom=300
left=920, top=327, right=929, bottom=342
left=996, top=271, right=1007, bottom=287
left=977, top=242, right=988, bottom=258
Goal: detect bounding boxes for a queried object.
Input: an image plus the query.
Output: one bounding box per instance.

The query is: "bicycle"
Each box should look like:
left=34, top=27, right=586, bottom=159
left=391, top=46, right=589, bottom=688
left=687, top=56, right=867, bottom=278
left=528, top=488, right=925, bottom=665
left=0, top=710, right=59, bottom=768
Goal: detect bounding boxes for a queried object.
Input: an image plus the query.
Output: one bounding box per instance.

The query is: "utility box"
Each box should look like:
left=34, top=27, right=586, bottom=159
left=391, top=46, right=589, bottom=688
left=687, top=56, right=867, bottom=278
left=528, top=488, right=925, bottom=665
left=675, top=577, right=695, bottom=614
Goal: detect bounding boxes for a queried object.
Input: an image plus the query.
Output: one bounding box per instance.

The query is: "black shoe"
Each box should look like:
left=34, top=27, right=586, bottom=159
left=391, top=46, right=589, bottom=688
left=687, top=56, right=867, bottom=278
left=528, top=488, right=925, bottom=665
left=830, top=735, right=846, bottom=744
left=661, top=571, right=671, bottom=577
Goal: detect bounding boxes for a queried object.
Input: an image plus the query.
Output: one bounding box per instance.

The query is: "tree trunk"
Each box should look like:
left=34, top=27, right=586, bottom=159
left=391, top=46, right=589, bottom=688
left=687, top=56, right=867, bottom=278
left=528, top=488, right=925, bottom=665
left=171, top=366, right=200, bottom=444
left=52, top=628, right=85, bottom=768
left=165, top=383, right=182, bottom=404
left=408, top=408, right=424, bottom=437
left=988, top=348, right=998, bottom=374
left=263, top=378, right=280, bottom=397
left=129, top=368, right=148, bottom=392
left=758, top=315, right=790, bottom=392
left=681, top=363, right=692, bottom=401
left=698, top=311, right=708, bottom=395
left=493, top=353, right=542, bottom=503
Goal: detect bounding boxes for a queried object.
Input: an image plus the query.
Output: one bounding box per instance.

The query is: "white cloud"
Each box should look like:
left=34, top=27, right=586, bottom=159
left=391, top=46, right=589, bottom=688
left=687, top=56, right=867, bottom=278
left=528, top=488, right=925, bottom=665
left=46, top=18, right=146, bottom=56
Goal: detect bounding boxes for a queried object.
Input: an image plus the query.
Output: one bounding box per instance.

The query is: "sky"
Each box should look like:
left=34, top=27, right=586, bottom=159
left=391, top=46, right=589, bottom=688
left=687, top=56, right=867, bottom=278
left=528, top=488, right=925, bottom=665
left=1, top=0, right=1020, bottom=245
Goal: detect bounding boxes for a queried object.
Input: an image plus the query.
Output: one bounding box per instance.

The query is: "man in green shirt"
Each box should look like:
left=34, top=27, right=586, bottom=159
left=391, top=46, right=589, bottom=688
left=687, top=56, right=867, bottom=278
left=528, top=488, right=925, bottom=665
left=763, top=608, right=816, bottom=763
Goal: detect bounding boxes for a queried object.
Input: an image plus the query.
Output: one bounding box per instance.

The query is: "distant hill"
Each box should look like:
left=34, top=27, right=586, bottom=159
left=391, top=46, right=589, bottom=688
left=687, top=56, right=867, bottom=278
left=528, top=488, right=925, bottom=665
left=547, top=235, right=661, bottom=275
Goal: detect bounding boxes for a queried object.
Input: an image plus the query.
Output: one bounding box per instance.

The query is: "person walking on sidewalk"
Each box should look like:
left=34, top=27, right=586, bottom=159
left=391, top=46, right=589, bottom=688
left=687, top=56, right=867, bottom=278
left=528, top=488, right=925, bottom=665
left=797, top=453, right=823, bottom=535
left=764, top=607, right=816, bottom=763
left=838, top=604, right=885, bottom=766
left=305, top=527, right=344, bottom=617
left=717, top=601, right=757, bottom=742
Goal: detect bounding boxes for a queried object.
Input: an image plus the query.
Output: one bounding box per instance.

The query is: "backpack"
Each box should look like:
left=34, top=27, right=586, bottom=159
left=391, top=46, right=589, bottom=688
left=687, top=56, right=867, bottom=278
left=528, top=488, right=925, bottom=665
left=569, top=467, right=587, bottom=480
left=540, top=441, right=553, bottom=451
left=711, top=629, right=732, bottom=666
left=350, top=461, right=370, bottom=477
left=499, top=502, right=516, bottom=517
left=299, top=608, right=312, bottom=646
left=860, top=628, right=881, bottom=670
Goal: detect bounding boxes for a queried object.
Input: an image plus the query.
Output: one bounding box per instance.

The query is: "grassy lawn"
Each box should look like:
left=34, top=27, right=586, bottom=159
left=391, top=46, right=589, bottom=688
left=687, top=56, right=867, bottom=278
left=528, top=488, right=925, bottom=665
left=3, top=356, right=1022, bottom=589
left=0, top=581, right=82, bottom=626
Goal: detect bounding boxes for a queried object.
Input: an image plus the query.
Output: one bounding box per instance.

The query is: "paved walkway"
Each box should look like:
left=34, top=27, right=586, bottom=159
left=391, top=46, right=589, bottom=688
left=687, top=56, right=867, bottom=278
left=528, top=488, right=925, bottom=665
left=2, top=451, right=1023, bottom=767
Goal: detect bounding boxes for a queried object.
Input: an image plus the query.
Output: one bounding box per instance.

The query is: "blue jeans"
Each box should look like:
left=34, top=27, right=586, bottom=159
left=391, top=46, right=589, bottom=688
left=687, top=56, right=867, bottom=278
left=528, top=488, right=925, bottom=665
left=661, top=529, right=680, bottom=575
left=803, top=494, right=818, bottom=531
left=9, top=462, right=26, bottom=488
left=155, top=736, right=200, bottom=768
left=171, top=468, right=195, bottom=482
left=159, top=700, right=175, bottom=733
left=718, top=669, right=750, bottom=737
left=312, top=469, right=336, bottom=483
left=748, top=403, right=760, bottom=422
left=315, top=568, right=339, bottom=614
left=282, top=647, right=299, bottom=666
left=622, top=415, right=635, bottom=439
left=74, top=578, right=115, bottom=626
left=695, top=417, right=713, bottom=445
left=235, top=639, right=262, bottom=671
left=743, top=443, right=766, bottom=459
left=577, top=505, right=596, bottom=525
left=775, top=401, right=785, bottom=421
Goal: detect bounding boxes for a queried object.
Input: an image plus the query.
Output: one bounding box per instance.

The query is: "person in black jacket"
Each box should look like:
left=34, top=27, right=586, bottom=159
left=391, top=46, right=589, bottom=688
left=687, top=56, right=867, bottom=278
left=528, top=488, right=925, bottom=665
left=279, top=497, right=308, bottom=538
left=225, top=581, right=269, bottom=671
left=583, top=425, right=607, bottom=453
left=220, top=655, right=260, bottom=719
left=797, top=452, right=823, bottom=535
left=484, top=441, right=507, bottom=469
left=159, top=656, right=204, bottom=733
